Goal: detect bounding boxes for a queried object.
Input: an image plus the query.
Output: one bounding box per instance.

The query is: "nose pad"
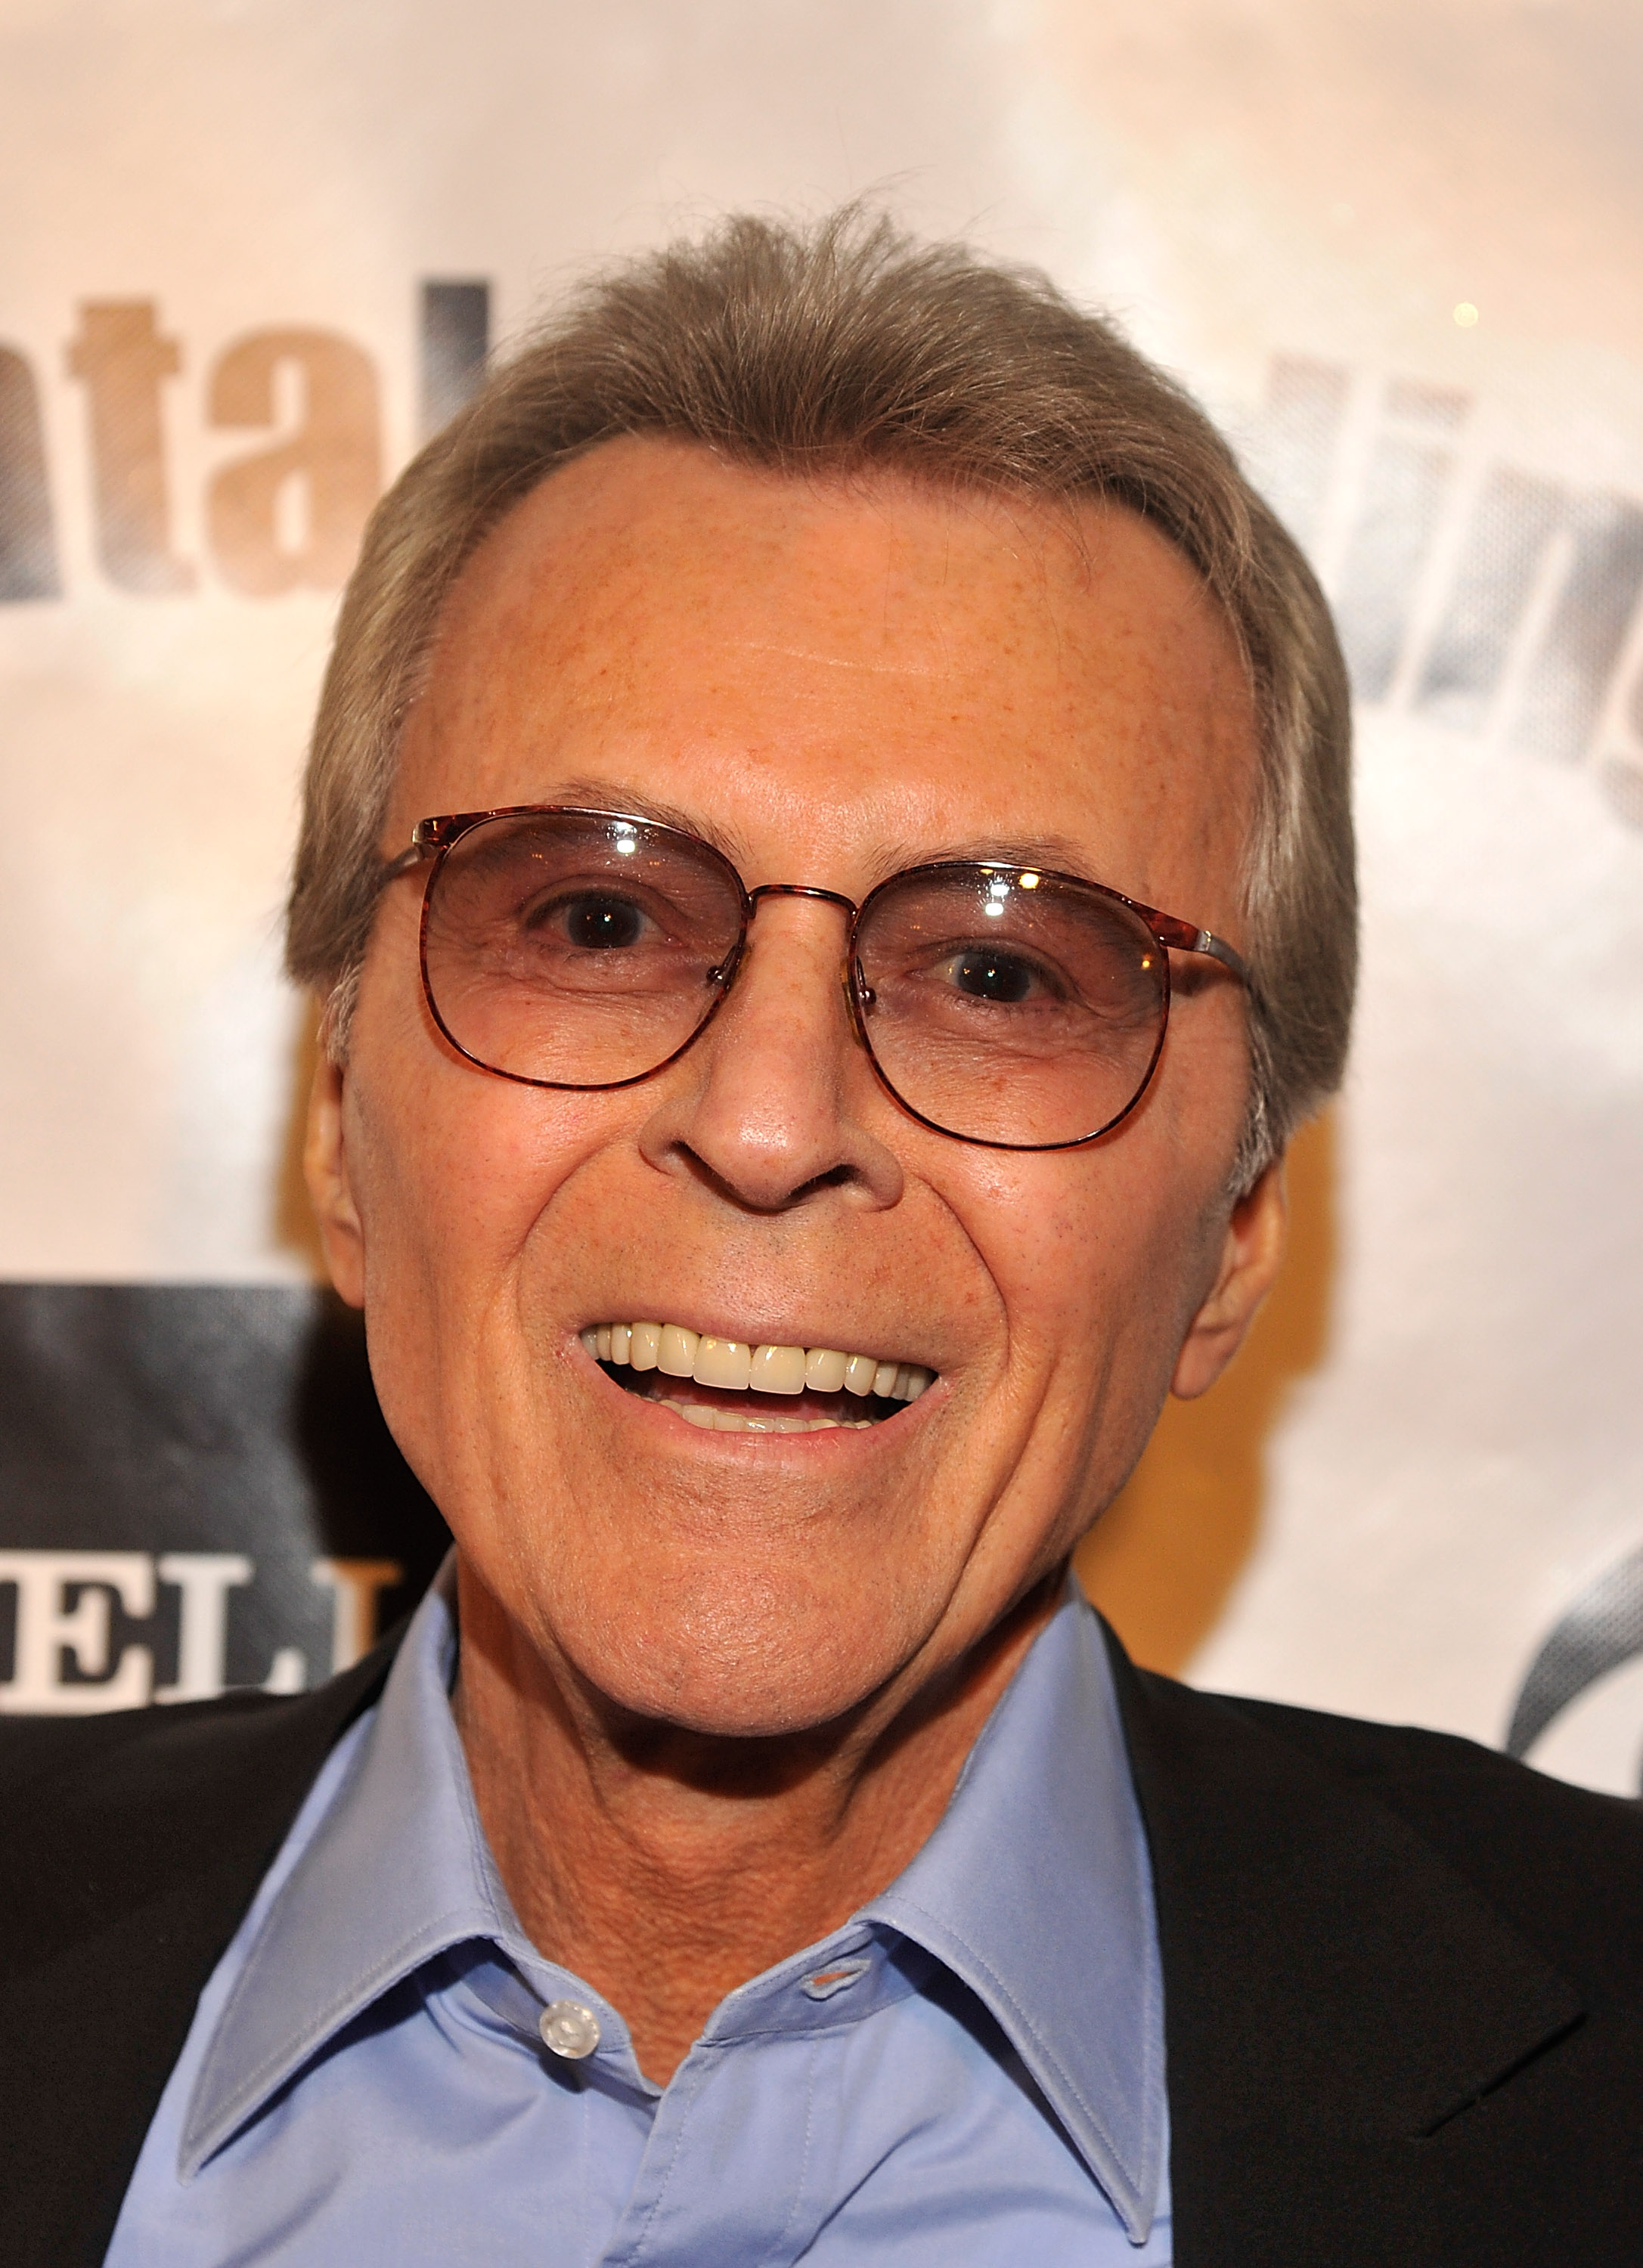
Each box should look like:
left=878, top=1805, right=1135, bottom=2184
left=700, top=890, right=873, bottom=1075
left=695, top=907, right=861, bottom=1071
left=705, top=937, right=746, bottom=990
left=634, top=904, right=906, bottom=1212
left=716, top=889, right=864, bottom=1035
left=835, top=953, right=871, bottom=1039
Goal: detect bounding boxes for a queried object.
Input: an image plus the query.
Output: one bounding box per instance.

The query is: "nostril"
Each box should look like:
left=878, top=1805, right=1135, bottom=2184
left=671, top=1142, right=860, bottom=1213
left=795, top=1163, right=855, bottom=1198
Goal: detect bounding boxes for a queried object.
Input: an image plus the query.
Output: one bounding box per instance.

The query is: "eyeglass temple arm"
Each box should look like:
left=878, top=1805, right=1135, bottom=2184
left=1149, top=910, right=1252, bottom=990
left=383, top=838, right=436, bottom=881
left=383, top=816, right=472, bottom=878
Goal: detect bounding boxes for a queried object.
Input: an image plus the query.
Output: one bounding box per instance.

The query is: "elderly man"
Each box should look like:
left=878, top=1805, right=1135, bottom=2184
left=6, top=215, right=1639, bottom=2268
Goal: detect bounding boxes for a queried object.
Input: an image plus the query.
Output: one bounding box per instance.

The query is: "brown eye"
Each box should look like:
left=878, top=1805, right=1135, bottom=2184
left=558, top=894, right=646, bottom=950
left=944, top=948, right=1038, bottom=1004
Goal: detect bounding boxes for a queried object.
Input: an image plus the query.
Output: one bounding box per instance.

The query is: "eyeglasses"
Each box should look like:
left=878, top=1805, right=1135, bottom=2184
left=388, top=804, right=1250, bottom=1152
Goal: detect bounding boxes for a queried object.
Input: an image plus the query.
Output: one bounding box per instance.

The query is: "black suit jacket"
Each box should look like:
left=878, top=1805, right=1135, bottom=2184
left=3, top=1624, right=1639, bottom=2267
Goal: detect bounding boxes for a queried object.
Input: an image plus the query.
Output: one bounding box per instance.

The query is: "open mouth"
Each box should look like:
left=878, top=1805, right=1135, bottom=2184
left=579, top=1321, right=935, bottom=1434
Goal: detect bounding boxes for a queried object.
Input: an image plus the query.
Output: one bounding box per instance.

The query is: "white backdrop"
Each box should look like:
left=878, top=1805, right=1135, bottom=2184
left=3, top=0, right=1640, bottom=1787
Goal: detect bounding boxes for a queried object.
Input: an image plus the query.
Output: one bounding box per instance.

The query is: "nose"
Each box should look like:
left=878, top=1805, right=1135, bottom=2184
left=634, top=894, right=904, bottom=1213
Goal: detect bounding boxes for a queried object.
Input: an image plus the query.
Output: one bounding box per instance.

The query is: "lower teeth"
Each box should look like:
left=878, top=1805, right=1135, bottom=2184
left=658, top=1398, right=875, bottom=1433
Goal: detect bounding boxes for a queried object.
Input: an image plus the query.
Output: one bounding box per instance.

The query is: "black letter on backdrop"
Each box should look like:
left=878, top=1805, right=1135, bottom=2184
left=0, top=346, right=61, bottom=601
left=420, top=280, right=491, bottom=440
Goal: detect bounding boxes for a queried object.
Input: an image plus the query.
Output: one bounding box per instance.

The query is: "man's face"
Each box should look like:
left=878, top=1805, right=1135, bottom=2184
left=311, top=438, right=1273, bottom=1737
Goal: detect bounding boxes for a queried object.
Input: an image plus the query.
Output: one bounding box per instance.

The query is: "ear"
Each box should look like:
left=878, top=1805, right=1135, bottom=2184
left=303, top=1049, right=367, bottom=1309
left=1170, top=1154, right=1288, bottom=1400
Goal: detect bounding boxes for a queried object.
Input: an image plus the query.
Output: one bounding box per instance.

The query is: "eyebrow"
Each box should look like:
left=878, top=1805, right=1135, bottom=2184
left=521, top=781, right=1108, bottom=894
left=859, top=832, right=1103, bottom=887
left=525, top=779, right=755, bottom=869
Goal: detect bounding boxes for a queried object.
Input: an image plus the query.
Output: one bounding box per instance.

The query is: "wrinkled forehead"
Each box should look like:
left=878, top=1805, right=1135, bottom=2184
left=391, top=438, right=1258, bottom=909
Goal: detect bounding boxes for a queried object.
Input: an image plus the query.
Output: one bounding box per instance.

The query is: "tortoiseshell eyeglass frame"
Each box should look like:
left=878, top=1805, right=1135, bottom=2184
left=384, top=804, right=1253, bottom=1154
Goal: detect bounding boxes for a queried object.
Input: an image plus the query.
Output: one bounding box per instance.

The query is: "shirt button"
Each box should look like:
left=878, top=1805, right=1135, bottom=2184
left=539, top=2000, right=601, bottom=2059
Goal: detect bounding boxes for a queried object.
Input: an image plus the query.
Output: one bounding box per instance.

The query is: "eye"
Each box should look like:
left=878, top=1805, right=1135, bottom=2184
left=940, top=947, right=1050, bottom=1004
left=549, top=893, right=647, bottom=950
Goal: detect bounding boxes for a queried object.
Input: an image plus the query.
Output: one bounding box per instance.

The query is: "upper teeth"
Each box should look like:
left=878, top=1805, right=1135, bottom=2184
left=578, top=1321, right=934, bottom=1404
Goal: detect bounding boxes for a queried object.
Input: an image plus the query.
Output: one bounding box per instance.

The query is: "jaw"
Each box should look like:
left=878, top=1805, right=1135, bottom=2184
left=342, top=1004, right=1228, bottom=1746
left=352, top=1152, right=1198, bottom=1747
left=413, top=1311, right=1140, bottom=1744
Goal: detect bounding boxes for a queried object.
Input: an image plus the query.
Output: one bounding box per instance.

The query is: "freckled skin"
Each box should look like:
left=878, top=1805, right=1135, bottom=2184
left=305, top=437, right=1286, bottom=2079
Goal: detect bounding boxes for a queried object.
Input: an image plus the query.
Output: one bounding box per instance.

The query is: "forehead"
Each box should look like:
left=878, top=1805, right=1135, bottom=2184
left=392, top=437, right=1256, bottom=909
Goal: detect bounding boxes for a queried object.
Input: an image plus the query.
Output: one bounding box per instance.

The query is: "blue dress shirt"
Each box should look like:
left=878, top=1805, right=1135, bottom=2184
left=106, top=1560, right=1170, bottom=2264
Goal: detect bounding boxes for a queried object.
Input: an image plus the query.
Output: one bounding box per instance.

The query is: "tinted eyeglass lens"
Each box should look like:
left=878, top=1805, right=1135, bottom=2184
left=421, top=813, right=746, bottom=1086
left=854, top=867, right=1167, bottom=1145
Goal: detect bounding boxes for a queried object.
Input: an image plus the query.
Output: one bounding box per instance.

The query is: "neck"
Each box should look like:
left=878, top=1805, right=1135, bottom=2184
left=451, top=1561, right=1062, bottom=2084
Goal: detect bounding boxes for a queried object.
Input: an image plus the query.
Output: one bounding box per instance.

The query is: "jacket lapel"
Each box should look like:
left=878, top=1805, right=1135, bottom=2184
left=0, top=1641, right=396, bottom=2268
left=1107, top=1638, right=1585, bottom=2268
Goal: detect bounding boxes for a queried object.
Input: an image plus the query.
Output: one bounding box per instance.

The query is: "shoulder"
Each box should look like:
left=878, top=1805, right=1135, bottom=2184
left=0, top=1684, right=291, bottom=1796
left=0, top=1650, right=387, bottom=1807
left=0, top=1648, right=398, bottom=2268
left=1107, top=1650, right=1643, bottom=2259
left=1132, top=1667, right=1643, bottom=1977
left=0, top=1644, right=396, bottom=1965
left=1195, top=1681, right=1641, bottom=1844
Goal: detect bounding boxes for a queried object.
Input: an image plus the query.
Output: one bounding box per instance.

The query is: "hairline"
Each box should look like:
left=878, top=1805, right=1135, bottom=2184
left=372, top=438, right=1263, bottom=876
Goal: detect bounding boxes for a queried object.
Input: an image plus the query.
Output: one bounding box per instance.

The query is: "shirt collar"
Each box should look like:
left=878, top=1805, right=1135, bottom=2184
left=179, top=1557, right=529, bottom=2176
left=182, top=1560, right=1164, bottom=2239
left=865, top=1583, right=1166, bottom=2239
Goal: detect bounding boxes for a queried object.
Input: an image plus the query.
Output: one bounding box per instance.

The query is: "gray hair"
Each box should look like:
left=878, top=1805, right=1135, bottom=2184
left=287, top=208, right=1355, bottom=1186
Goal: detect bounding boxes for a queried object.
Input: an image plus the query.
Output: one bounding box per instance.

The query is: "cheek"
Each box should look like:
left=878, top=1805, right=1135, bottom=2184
left=346, top=1078, right=653, bottom=1535
left=957, top=1144, right=1219, bottom=1391
left=339, top=1020, right=631, bottom=1401
left=343, top=921, right=623, bottom=1269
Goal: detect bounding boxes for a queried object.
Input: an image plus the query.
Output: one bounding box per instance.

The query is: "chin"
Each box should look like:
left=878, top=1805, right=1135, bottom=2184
left=571, top=1572, right=927, bottom=1740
